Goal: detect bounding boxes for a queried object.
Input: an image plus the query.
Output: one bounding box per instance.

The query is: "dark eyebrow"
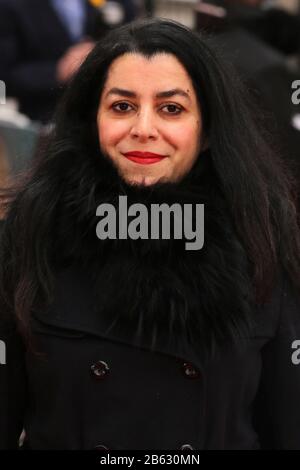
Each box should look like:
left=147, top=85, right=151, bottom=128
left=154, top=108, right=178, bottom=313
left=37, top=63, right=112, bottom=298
left=105, top=87, right=191, bottom=102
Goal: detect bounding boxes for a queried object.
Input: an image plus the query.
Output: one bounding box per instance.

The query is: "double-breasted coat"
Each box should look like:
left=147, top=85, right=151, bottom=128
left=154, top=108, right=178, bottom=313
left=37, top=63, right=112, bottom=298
left=1, top=265, right=300, bottom=450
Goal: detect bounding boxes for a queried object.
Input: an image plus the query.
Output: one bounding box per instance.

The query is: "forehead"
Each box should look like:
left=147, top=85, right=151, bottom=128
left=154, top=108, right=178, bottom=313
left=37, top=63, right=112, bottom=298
left=102, top=53, right=195, bottom=95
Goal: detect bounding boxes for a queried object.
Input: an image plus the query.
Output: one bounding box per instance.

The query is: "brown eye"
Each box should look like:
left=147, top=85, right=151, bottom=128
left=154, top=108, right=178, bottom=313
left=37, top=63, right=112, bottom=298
left=161, top=104, right=182, bottom=115
left=112, top=102, right=133, bottom=113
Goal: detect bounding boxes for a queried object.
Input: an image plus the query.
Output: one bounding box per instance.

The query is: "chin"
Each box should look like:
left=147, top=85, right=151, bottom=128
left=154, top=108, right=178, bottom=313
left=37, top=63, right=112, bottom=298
left=122, top=173, right=166, bottom=187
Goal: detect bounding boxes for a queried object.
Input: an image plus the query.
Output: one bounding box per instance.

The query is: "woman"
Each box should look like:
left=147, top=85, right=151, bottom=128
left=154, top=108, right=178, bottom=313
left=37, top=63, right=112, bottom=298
left=0, top=17, right=300, bottom=450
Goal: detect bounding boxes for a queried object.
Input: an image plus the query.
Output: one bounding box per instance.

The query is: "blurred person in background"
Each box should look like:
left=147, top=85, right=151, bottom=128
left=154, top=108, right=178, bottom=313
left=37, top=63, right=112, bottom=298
left=100, top=0, right=141, bottom=28
left=196, top=0, right=300, bottom=207
left=202, top=0, right=300, bottom=56
left=0, top=0, right=110, bottom=123
left=114, top=0, right=140, bottom=23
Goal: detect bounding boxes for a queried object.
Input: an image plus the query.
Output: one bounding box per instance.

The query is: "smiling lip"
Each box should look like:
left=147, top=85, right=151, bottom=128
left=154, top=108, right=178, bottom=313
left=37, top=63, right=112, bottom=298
left=123, top=151, right=167, bottom=165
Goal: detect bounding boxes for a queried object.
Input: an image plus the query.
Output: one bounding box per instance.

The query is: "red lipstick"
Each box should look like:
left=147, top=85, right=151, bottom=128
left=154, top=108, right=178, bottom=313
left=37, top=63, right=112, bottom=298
left=123, top=151, right=166, bottom=165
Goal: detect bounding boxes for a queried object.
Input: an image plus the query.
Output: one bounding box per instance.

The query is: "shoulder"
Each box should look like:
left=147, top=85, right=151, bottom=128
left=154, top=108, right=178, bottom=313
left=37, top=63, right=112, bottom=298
left=257, top=271, right=300, bottom=343
left=278, top=273, right=300, bottom=333
left=250, top=271, right=299, bottom=339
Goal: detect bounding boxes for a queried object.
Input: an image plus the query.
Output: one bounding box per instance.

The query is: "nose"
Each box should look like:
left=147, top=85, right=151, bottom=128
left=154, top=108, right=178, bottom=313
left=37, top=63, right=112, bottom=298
left=129, top=108, right=159, bottom=141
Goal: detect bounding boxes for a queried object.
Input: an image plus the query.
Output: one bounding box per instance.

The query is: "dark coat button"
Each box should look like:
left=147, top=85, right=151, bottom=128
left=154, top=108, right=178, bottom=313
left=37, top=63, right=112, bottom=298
left=91, top=360, right=110, bottom=379
left=182, top=362, right=200, bottom=379
left=180, top=444, right=195, bottom=451
left=94, top=445, right=109, bottom=451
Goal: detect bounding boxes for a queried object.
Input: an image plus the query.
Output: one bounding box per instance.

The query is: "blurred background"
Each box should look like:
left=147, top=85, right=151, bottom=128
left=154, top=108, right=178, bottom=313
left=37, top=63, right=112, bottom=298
left=0, top=0, right=300, bottom=203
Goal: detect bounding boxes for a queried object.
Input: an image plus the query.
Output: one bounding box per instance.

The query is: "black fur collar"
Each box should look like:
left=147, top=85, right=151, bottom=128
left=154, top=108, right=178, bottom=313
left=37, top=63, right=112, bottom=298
left=53, top=149, right=257, bottom=361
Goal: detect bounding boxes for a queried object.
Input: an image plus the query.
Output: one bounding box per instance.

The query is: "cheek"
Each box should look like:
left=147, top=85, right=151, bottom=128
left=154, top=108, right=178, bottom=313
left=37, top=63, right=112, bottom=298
left=98, top=117, right=127, bottom=148
left=177, top=124, right=201, bottom=155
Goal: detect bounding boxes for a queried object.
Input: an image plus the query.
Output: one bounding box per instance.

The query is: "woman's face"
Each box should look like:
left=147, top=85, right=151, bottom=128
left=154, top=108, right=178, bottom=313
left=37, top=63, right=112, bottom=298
left=97, top=52, right=203, bottom=186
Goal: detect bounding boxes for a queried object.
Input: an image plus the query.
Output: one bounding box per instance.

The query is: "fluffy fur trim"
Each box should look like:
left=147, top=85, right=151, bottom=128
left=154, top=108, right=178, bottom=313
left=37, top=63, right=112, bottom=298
left=54, top=149, right=257, bottom=360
